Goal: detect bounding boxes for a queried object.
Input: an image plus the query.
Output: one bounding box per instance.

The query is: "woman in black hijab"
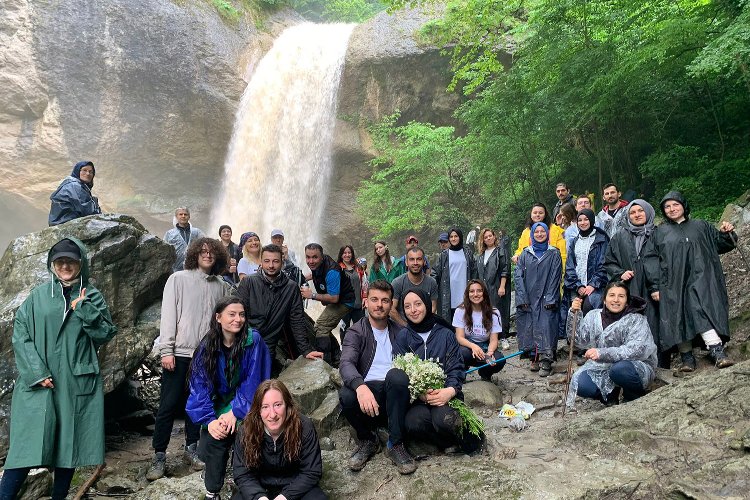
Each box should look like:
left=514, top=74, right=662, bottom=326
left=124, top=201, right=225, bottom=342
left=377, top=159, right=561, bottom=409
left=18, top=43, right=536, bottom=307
left=393, top=289, right=483, bottom=455
left=434, top=228, right=478, bottom=321
left=564, top=209, right=610, bottom=315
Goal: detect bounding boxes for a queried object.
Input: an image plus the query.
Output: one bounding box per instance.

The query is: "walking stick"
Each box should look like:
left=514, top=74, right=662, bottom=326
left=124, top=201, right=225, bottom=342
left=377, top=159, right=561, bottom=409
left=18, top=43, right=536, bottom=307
left=562, top=308, right=579, bottom=418
left=465, top=350, right=524, bottom=374
left=728, top=231, right=749, bottom=272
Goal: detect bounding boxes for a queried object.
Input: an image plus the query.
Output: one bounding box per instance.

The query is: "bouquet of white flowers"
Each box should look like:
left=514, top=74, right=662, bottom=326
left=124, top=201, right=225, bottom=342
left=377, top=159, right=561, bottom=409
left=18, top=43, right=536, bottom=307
left=392, top=353, right=484, bottom=438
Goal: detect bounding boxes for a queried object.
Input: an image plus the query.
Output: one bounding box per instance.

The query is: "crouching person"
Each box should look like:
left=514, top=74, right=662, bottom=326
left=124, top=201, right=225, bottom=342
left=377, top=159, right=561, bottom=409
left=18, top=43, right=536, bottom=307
left=232, top=380, right=327, bottom=500
left=186, top=297, right=271, bottom=500
left=396, top=290, right=484, bottom=455
left=565, top=281, right=657, bottom=408
left=338, top=280, right=415, bottom=475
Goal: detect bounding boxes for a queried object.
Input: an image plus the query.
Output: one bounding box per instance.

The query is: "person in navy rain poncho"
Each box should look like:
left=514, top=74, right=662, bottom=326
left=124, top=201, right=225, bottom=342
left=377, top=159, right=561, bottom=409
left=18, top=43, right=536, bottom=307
left=48, top=161, right=102, bottom=226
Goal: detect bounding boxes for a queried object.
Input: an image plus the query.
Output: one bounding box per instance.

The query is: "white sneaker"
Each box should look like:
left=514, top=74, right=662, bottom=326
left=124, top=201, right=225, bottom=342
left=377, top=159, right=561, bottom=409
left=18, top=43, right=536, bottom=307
left=501, top=339, right=510, bottom=351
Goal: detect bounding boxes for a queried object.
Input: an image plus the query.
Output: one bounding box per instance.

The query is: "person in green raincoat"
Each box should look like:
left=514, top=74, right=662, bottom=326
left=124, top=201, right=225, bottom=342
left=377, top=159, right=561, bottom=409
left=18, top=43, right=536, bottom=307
left=0, top=238, right=117, bottom=500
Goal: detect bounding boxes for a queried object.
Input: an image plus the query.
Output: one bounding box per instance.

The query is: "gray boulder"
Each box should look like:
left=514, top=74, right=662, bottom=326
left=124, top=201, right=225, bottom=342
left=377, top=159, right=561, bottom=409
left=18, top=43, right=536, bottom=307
left=310, top=390, right=346, bottom=438
left=0, top=214, right=174, bottom=458
left=278, top=357, right=341, bottom=414
left=462, top=380, right=504, bottom=408
left=721, top=189, right=750, bottom=357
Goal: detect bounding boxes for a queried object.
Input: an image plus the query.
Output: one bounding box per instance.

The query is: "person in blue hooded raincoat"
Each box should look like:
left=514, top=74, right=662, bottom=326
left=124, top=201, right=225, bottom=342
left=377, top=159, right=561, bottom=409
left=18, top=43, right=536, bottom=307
left=186, top=297, right=271, bottom=499
left=0, top=238, right=117, bottom=500
left=48, top=161, right=102, bottom=226
left=514, top=222, right=562, bottom=377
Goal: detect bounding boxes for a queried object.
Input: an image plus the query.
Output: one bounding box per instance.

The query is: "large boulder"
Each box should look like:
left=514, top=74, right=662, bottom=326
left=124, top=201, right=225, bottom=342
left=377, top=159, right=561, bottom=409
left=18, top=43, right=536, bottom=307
left=278, top=357, right=341, bottom=414
left=0, top=213, right=174, bottom=459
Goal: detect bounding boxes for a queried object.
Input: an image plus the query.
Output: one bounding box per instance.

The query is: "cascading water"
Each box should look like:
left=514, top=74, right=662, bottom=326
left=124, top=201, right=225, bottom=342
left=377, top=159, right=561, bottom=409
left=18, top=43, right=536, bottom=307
left=210, top=23, right=355, bottom=257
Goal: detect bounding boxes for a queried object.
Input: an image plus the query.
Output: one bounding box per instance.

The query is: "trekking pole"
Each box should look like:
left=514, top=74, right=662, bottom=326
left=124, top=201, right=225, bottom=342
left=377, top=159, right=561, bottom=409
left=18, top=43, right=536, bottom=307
left=465, top=350, right=524, bottom=374
left=562, top=307, right=579, bottom=418
left=728, top=231, right=749, bottom=272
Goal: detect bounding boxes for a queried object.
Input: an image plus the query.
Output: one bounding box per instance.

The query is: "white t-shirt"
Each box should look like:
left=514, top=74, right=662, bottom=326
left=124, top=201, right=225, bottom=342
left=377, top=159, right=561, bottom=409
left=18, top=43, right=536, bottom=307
left=448, top=249, right=467, bottom=308
left=452, top=307, right=501, bottom=343
left=364, top=326, right=393, bottom=383
left=238, top=258, right=259, bottom=277
left=483, top=248, right=494, bottom=265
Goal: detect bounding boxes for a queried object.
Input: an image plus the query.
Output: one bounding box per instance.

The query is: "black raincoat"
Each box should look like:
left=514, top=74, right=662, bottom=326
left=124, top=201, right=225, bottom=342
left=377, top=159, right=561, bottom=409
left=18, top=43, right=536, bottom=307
left=643, top=191, right=736, bottom=350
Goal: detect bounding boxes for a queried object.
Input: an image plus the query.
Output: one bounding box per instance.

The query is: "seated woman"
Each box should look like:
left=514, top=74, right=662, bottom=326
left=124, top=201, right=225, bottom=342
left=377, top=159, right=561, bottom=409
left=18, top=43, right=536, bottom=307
left=452, top=280, right=506, bottom=381
left=565, top=282, right=658, bottom=408
left=232, top=380, right=327, bottom=500
left=186, top=297, right=272, bottom=500
left=395, top=289, right=483, bottom=454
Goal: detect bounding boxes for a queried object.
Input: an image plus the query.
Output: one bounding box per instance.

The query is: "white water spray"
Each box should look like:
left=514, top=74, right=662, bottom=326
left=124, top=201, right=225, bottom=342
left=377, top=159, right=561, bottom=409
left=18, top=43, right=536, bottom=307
left=210, top=23, right=355, bottom=256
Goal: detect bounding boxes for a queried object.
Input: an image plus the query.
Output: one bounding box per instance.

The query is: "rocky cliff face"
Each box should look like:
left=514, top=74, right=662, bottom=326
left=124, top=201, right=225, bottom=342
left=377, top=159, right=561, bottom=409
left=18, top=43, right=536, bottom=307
left=0, top=0, right=298, bottom=249
left=323, top=6, right=471, bottom=253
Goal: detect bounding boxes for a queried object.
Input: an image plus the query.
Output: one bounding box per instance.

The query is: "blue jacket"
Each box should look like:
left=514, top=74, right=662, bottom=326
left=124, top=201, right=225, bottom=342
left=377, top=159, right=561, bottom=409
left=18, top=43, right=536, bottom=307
left=393, top=322, right=465, bottom=399
left=564, top=228, right=609, bottom=291
left=48, top=161, right=101, bottom=226
left=187, top=330, right=271, bottom=425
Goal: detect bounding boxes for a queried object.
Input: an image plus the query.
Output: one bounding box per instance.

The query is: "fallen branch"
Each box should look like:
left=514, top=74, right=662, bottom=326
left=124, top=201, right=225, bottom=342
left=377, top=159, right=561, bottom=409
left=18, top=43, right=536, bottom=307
left=73, top=463, right=106, bottom=500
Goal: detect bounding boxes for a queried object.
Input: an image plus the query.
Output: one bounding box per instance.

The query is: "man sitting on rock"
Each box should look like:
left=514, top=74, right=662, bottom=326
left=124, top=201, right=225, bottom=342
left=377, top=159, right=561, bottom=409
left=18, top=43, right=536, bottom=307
left=339, top=280, right=416, bottom=475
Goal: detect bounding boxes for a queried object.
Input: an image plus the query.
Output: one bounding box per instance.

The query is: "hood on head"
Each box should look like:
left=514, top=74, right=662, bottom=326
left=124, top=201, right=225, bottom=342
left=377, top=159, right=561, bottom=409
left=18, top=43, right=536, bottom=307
left=47, top=237, right=90, bottom=284
left=71, top=161, right=95, bottom=187
left=659, top=191, right=690, bottom=220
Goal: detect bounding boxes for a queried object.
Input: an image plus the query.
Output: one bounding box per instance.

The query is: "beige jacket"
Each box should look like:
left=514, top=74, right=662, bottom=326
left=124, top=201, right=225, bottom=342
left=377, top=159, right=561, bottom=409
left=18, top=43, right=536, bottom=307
left=158, top=269, right=231, bottom=358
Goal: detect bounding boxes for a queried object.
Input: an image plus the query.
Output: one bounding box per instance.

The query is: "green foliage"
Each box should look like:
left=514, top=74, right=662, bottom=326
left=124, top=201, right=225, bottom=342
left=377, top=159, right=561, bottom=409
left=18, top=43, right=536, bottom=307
left=290, top=0, right=384, bottom=22
left=356, top=112, right=484, bottom=238
left=211, top=0, right=242, bottom=21
left=362, top=0, right=750, bottom=240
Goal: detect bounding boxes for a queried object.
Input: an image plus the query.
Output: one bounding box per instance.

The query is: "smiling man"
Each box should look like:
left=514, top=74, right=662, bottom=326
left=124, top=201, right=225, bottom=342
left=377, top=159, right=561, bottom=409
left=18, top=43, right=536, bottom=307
left=148, top=238, right=231, bottom=481
left=235, top=244, right=323, bottom=375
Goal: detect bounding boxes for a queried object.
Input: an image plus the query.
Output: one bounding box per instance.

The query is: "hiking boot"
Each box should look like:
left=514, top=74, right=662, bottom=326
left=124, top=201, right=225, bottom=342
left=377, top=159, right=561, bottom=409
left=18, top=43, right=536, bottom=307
left=386, top=443, right=417, bottom=475
left=348, top=439, right=380, bottom=471
left=538, top=360, right=552, bottom=377
left=679, top=352, right=696, bottom=372
left=183, top=443, right=205, bottom=471
left=708, top=344, right=735, bottom=369
left=529, top=359, right=540, bottom=372
left=146, top=452, right=166, bottom=481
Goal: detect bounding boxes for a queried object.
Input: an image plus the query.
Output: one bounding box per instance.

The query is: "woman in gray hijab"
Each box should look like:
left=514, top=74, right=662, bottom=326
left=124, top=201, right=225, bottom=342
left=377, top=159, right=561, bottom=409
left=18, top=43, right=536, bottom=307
left=604, top=199, right=665, bottom=366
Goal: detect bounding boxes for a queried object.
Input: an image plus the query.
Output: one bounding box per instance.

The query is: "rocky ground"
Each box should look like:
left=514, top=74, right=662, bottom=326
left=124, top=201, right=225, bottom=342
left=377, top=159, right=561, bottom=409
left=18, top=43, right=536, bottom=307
left=18, top=335, right=749, bottom=500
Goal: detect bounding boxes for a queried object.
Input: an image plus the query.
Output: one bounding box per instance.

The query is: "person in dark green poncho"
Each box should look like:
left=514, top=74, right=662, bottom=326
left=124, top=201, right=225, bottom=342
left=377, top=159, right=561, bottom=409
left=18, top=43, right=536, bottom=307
left=0, top=238, right=117, bottom=500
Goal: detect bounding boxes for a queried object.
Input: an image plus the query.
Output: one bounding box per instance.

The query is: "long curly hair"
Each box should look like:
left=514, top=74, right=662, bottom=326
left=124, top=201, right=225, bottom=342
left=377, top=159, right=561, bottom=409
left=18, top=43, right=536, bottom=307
left=241, top=379, right=303, bottom=468
left=460, top=279, right=497, bottom=333
left=184, top=237, right=229, bottom=275
left=189, top=297, right=248, bottom=394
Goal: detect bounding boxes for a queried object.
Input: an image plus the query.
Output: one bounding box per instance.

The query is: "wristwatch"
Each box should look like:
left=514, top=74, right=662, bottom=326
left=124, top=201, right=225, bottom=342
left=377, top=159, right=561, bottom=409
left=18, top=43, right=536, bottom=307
left=312, top=291, right=318, bottom=300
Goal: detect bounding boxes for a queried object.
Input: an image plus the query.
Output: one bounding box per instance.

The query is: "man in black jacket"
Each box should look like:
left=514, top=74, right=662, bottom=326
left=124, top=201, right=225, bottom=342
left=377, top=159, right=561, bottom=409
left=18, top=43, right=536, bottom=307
left=338, top=280, right=416, bottom=475
left=235, top=245, right=322, bottom=375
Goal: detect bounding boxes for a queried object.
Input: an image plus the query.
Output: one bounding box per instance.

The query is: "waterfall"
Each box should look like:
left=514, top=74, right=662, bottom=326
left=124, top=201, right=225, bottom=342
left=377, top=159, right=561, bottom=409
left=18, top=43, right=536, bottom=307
left=210, top=23, right=355, bottom=258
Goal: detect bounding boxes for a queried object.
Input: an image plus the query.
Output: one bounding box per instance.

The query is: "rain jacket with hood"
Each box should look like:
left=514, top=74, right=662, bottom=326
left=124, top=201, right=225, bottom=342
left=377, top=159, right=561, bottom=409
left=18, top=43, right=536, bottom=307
left=642, top=191, right=737, bottom=350
left=164, top=224, right=205, bottom=274
left=565, top=295, right=657, bottom=408
left=48, top=161, right=102, bottom=226
left=6, top=238, right=117, bottom=468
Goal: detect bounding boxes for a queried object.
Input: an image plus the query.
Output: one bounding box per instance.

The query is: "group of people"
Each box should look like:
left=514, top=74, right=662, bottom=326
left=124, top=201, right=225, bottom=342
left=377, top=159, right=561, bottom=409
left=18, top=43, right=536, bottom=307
left=2, top=163, right=738, bottom=499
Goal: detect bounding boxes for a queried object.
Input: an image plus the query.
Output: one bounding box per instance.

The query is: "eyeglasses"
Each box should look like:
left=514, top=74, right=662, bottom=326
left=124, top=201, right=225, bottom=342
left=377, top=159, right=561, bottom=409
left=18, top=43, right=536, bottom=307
left=200, top=249, right=214, bottom=256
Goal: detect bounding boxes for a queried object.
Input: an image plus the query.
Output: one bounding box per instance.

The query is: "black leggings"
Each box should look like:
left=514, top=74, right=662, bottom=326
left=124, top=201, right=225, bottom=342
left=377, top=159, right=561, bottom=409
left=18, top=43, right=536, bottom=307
left=0, top=466, right=75, bottom=500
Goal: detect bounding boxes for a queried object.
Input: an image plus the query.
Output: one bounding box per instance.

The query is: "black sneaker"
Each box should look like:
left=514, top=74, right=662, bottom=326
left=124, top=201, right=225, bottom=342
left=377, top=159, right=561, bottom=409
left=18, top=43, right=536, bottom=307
left=386, top=443, right=417, bottom=475
left=708, top=344, right=735, bottom=369
left=538, top=360, right=552, bottom=377
left=146, top=452, right=166, bottom=481
left=680, top=352, right=696, bottom=372
left=347, top=439, right=380, bottom=471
